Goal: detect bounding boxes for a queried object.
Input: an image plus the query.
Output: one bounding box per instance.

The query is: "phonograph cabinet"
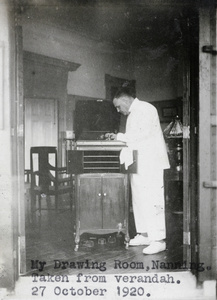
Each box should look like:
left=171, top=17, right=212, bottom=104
left=67, top=99, right=137, bottom=250
left=67, top=141, right=137, bottom=251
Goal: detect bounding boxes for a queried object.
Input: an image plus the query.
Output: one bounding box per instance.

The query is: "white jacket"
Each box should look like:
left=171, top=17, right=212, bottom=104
left=117, top=98, right=170, bottom=173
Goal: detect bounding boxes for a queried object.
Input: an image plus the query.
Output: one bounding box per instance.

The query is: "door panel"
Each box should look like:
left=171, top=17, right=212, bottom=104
left=199, top=6, right=217, bottom=281
left=102, top=175, right=125, bottom=229
left=25, top=98, right=57, bottom=169
left=79, top=176, right=102, bottom=230
left=180, top=10, right=199, bottom=269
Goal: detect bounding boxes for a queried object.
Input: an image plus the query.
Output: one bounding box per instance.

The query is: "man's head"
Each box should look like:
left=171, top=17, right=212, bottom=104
left=113, top=87, right=135, bottom=115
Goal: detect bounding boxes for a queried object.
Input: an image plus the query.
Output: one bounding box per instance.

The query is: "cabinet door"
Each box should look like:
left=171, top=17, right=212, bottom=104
left=102, top=174, right=125, bottom=229
left=79, top=175, right=102, bottom=230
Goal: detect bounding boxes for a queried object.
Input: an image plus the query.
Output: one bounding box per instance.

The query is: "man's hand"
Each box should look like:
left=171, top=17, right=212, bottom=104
left=104, top=133, right=117, bottom=140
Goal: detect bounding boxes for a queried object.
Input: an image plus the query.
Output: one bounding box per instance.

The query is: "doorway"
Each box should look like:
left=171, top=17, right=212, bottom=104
left=25, top=98, right=58, bottom=170
left=19, top=2, right=199, bottom=279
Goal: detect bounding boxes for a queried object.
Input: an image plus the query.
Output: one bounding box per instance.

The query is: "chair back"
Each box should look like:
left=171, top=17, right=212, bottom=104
left=30, top=146, right=57, bottom=193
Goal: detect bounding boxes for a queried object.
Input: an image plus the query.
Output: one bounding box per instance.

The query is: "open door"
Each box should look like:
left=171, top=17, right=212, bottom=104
left=198, top=4, right=217, bottom=282
left=180, top=9, right=200, bottom=273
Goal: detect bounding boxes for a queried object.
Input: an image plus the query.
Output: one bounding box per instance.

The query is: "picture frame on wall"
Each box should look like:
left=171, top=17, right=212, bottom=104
left=105, top=74, right=136, bottom=101
left=151, top=98, right=183, bottom=123
left=162, top=106, right=178, bottom=118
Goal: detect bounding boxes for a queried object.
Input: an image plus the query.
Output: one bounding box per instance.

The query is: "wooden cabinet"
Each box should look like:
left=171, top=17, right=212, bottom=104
left=74, top=173, right=129, bottom=250
left=164, top=169, right=183, bottom=213
left=164, top=137, right=183, bottom=214
left=66, top=141, right=137, bottom=251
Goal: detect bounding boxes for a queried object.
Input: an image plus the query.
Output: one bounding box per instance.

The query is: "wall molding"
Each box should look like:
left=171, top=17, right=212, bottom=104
left=23, top=51, right=80, bottom=72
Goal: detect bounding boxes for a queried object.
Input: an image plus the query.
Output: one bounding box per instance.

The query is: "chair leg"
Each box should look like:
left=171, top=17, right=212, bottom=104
left=55, top=194, right=58, bottom=210
left=70, top=183, right=75, bottom=211
left=30, top=191, right=36, bottom=222
left=70, top=192, right=73, bottom=211
left=38, top=194, right=42, bottom=213
left=46, top=195, right=52, bottom=210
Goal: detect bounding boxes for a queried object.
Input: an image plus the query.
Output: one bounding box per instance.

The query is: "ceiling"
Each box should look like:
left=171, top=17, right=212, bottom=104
left=17, top=0, right=199, bottom=50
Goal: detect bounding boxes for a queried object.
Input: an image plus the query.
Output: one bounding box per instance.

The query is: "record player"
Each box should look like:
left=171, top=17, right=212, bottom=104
left=67, top=99, right=137, bottom=251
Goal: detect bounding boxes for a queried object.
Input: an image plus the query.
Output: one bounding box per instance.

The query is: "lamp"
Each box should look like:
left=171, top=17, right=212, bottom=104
left=164, top=116, right=183, bottom=171
left=163, top=115, right=183, bottom=138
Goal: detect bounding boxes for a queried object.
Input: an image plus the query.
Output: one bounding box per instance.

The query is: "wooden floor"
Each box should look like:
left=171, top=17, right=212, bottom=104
left=24, top=186, right=184, bottom=276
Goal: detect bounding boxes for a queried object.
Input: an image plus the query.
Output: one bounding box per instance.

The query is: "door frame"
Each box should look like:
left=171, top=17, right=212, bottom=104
left=182, top=8, right=200, bottom=275
left=13, top=0, right=216, bottom=286
left=198, top=4, right=217, bottom=282
left=15, top=25, right=26, bottom=275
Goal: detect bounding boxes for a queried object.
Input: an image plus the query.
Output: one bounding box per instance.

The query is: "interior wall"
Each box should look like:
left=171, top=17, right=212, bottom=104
left=22, top=21, right=134, bottom=99
left=23, top=59, right=68, bottom=99
left=21, top=15, right=182, bottom=104
left=134, top=48, right=181, bottom=102
left=21, top=14, right=182, bottom=161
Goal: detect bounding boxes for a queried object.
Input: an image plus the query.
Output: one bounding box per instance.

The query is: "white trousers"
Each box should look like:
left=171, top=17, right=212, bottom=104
left=130, top=169, right=166, bottom=241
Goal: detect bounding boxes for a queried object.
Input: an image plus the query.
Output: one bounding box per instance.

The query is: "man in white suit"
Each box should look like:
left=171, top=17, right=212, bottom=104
left=111, top=87, right=170, bottom=254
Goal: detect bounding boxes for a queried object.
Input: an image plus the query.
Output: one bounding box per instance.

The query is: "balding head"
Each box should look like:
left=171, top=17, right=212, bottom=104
left=113, top=95, right=134, bottom=115
left=113, top=86, right=135, bottom=115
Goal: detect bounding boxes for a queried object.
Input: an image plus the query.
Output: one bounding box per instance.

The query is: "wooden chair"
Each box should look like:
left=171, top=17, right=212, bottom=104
left=30, top=146, right=74, bottom=214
